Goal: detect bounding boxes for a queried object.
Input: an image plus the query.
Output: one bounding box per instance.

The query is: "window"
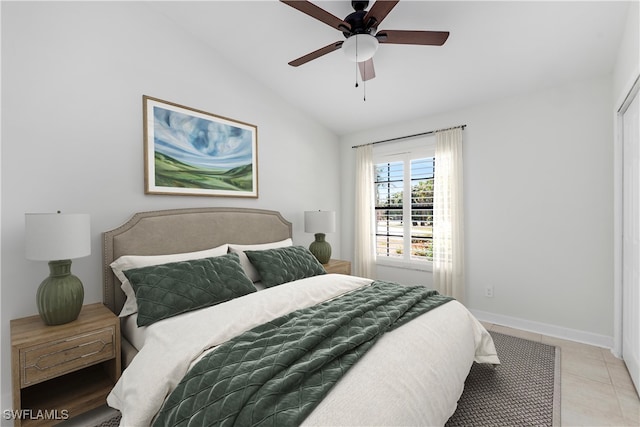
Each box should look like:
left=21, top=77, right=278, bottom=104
left=373, top=140, right=435, bottom=267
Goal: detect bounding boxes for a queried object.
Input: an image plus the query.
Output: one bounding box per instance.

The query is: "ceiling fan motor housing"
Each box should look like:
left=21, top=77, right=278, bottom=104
left=343, top=9, right=375, bottom=38
left=352, top=1, right=369, bottom=12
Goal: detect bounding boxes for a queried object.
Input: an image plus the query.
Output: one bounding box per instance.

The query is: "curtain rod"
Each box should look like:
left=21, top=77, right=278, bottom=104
left=351, top=124, right=466, bottom=149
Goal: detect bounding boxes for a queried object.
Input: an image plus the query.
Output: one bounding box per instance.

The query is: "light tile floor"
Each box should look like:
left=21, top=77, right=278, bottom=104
left=483, top=322, right=640, bottom=427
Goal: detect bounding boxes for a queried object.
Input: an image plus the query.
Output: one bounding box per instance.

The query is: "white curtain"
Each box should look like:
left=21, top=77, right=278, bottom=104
left=433, top=128, right=464, bottom=302
left=354, top=144, right=377, bottom=279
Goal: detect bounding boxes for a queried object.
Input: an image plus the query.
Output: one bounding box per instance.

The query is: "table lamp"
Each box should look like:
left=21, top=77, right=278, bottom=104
left=25, top=212, right=91, bottom=325
left=304, top=210, right=336, bottom=264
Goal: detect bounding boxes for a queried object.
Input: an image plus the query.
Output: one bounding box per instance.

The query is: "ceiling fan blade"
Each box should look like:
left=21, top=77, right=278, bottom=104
left=280, top=0, right=351, bottom=32
left=363, top=0, right=399, bottom=29
left=358, top=59, right=376, bottom=81
left=376, top=30, right=449, bottom=45
left=288, top=41, right=344, bottom=67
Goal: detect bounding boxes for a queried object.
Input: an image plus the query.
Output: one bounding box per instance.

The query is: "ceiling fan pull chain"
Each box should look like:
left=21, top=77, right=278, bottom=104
left=355, top=61, right=366, bottom=101
left=354, top=34, right=360, bottom=88
left=361, top=59, right=367, bottom=101
left=363, top=77, right=367, bottom=102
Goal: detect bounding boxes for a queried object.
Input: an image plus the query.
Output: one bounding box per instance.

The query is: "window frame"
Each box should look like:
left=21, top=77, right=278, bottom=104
left=372, top=137, right=435, bottom=272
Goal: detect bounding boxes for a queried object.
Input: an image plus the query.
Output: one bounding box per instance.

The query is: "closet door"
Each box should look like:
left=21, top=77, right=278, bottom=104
left=622, top=86, right=640, bottom=395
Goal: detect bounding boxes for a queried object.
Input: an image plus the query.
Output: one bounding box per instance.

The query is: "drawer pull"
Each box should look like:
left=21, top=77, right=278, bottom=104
left=32, top=339, right=108, bottom=371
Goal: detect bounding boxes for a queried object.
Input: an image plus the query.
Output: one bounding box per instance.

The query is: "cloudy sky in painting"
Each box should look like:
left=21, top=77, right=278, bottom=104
left=153, top=106, right=253, bottom=170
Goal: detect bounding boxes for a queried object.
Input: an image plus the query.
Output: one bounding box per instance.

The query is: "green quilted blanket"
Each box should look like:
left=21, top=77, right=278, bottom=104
left=152, top=281, right=453, bottom=427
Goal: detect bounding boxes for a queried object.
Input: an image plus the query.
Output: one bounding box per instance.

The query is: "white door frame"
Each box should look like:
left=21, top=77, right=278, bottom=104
left=611, top=74, right=640, bottom=392
left=614, top=72, right=640, bottom=360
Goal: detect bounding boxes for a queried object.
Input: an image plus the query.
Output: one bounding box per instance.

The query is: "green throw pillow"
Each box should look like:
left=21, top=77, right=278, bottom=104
left=124, top=252, right=256, bottom=327
left=244, top=245, right=326, bottom=288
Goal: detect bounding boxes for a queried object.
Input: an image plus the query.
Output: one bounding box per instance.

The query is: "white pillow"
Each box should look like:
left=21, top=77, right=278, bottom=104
left=110, top=244, right=229, bottom=317
left=228, top=238, right=293, bottom=282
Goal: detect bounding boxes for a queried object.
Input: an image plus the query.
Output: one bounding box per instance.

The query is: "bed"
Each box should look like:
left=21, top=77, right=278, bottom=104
left=102, top=207, right=499, bottom=427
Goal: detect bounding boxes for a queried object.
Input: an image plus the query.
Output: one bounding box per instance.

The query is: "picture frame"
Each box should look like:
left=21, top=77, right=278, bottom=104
left=143, top=96, right=258, bottom=198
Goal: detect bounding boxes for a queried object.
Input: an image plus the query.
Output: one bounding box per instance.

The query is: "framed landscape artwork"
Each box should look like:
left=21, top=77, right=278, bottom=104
left=143, top=96, right=258, bottom=197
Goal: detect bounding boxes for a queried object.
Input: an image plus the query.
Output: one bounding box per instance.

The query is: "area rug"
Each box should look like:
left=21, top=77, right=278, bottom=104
left=94, top=414, right=121, bottom=427
left=446, top=331, right=561, bottom=427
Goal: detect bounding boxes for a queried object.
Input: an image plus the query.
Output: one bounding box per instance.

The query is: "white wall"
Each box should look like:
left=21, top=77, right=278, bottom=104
left=0, top=2, right=341, bottom=413
left=613, top=1, right=639, bottom=101
left=341, top=75, right=614, bottom=344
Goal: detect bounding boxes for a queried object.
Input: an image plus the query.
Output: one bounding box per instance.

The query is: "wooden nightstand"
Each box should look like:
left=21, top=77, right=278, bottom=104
left=10, top=303, right=121, bottom=427
left=323, top=259, right=352, bottom=275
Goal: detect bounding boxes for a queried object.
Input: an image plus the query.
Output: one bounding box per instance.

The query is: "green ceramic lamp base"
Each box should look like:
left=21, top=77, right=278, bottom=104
left=309, top=233, right=332, bottom=264
left=36, top=260, right=84, bottom=326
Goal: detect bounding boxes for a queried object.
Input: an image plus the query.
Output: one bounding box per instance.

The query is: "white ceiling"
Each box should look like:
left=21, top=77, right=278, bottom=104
left=148, top=1, right=631, bottom=136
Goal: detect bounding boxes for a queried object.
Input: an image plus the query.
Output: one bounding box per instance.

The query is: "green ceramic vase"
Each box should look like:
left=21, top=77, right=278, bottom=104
left=309, top=233, right=332, bottom=264
left=36, top=260, right=84, bottom=325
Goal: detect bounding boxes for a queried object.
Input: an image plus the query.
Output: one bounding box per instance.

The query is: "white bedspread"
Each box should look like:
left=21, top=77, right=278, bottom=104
left=107, top=274, right=498, bottom=427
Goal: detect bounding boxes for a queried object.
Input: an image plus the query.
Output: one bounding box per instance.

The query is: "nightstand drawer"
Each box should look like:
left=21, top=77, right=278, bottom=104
left=323, top=259, right=351, bottom=275
left=20, top=326, right=115, bottom=387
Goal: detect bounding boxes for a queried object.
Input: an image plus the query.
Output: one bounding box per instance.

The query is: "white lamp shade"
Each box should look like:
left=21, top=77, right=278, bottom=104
left=304, top=211, right=336, bottom=234
left=342, top=34, right=379, bottom=62
left=25, top=213, right=91, bottom=261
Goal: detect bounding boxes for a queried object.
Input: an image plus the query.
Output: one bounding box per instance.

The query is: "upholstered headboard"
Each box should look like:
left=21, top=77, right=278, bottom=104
left=102, top=207, right=293, bottom=314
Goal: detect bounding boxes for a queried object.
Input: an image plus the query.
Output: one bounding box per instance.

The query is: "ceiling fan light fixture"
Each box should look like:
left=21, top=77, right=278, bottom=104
left=342, top=34, right=378, bottom=62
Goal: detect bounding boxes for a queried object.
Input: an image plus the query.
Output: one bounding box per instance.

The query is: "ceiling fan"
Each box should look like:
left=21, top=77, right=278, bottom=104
left=281, top=0, right=450, bottom=82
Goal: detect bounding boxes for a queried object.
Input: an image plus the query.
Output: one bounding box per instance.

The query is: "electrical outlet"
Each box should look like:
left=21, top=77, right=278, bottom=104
left=484, top=286, right=494, bottom=298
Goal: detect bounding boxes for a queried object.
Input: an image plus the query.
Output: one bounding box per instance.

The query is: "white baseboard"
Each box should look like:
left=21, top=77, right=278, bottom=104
left=471, top=309, right=614, bottom=350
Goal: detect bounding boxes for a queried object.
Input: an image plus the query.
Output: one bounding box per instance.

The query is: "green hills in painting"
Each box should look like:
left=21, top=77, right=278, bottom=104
left=154, top=152, right=253, bottom=192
